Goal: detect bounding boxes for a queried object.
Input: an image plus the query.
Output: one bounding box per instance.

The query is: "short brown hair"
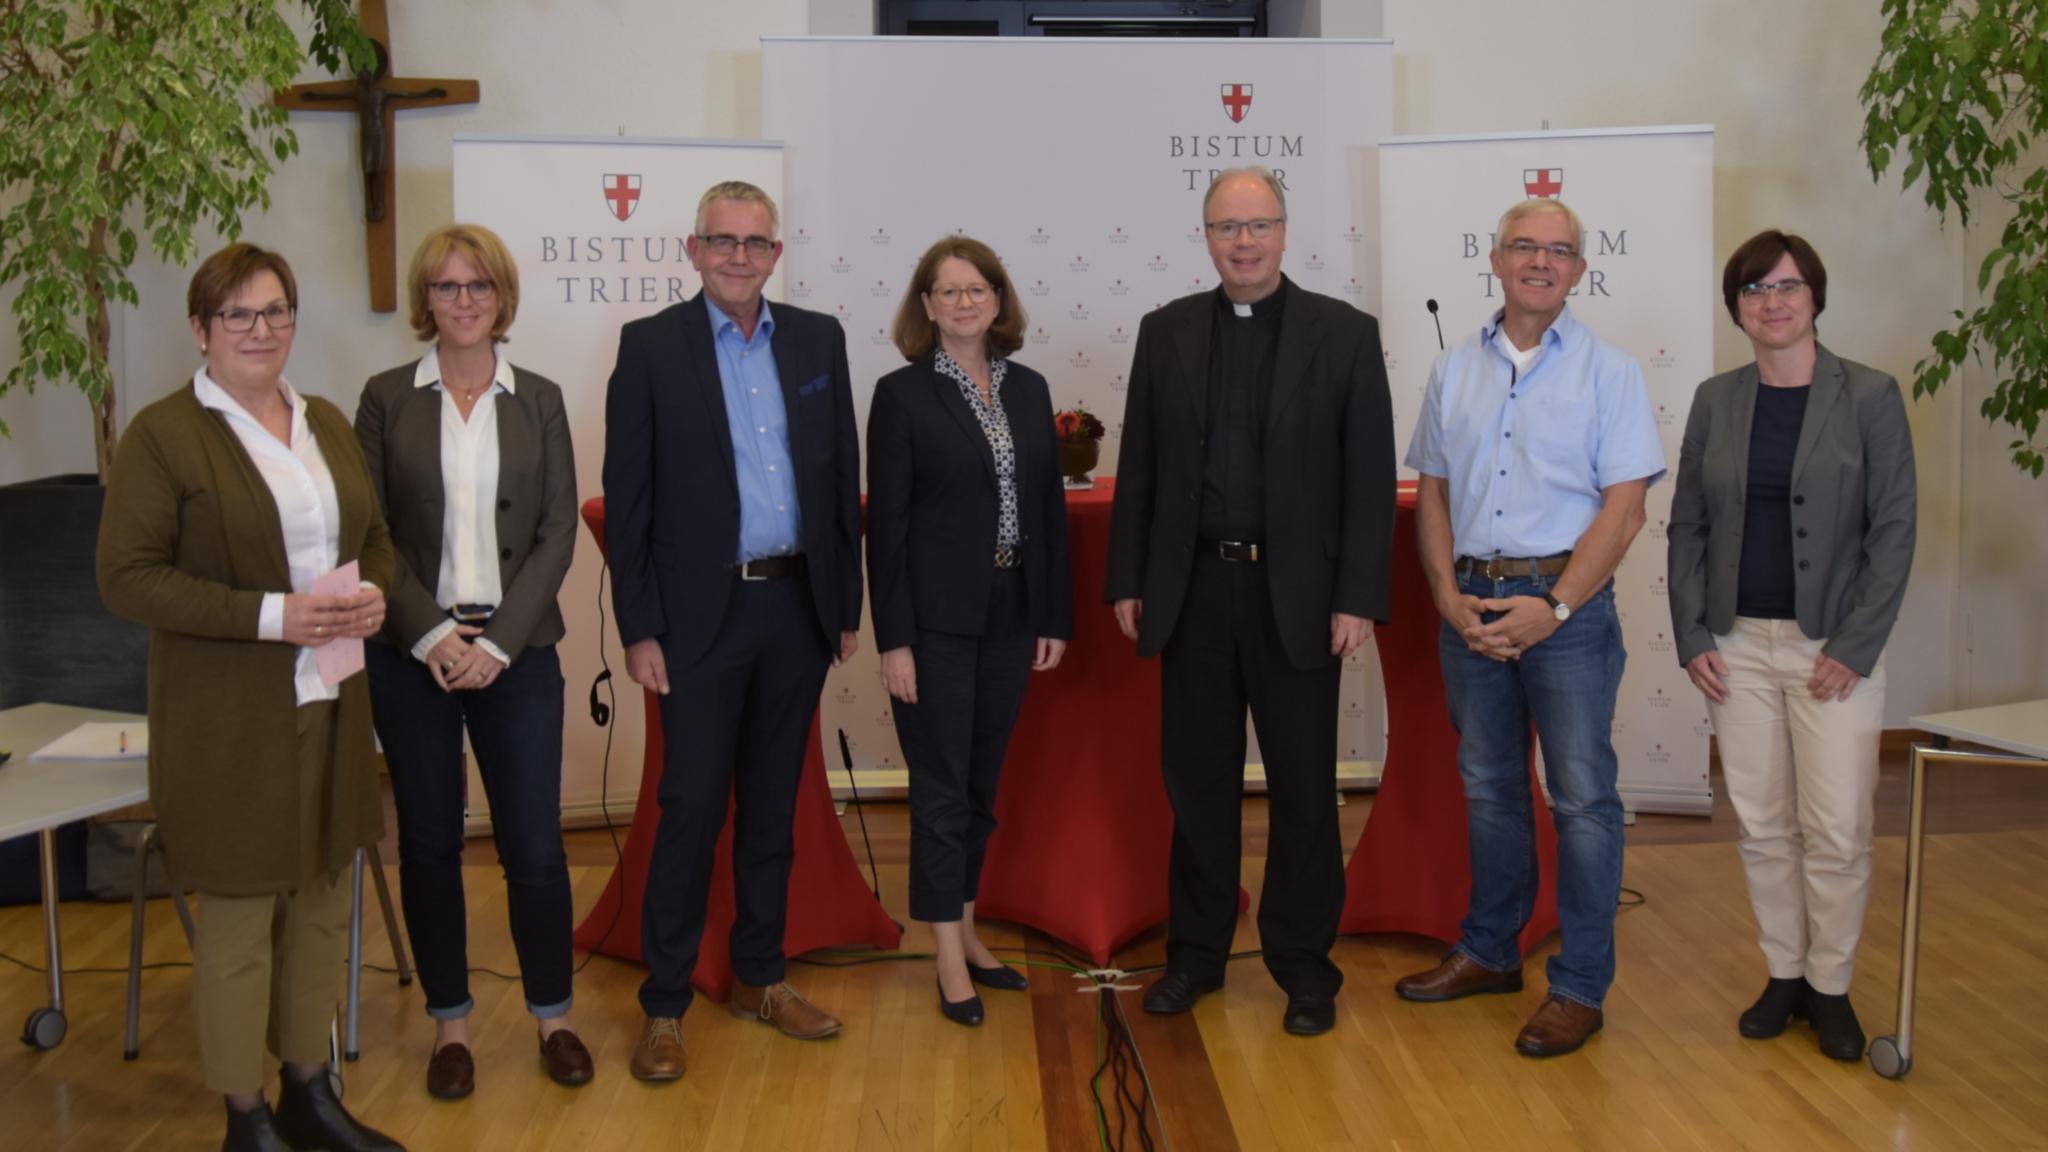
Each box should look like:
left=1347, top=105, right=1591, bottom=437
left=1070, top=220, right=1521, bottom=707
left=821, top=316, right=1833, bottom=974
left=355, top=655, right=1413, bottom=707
left=407, top=223, right=520, bottom=343
left=1721, top=230, right=1827, bottom=327
left=890, top=235, right=1026, bottom=361
left=187, top=243, right=297, bottom=325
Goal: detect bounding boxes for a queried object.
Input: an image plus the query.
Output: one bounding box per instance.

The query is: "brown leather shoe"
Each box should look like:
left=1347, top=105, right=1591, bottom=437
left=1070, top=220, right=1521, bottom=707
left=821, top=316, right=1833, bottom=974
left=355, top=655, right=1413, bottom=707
left=1395, top=953, right=1524, bottom=1002
left=426, top=1041, right=474, bottom=1100
left=1514, top=995, right=1604, bottom=1057
left=729, top=981, right=842, bottom=1040
left=629, top=1016, right=686, bottom=1082
left=539, top=1028, right=594, bottom=1087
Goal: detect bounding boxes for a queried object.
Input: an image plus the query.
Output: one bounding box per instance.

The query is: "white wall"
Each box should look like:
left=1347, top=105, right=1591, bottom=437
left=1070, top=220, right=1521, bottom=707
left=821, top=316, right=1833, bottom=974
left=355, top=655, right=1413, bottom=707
left=1380, top=0, right=1975, bottom=725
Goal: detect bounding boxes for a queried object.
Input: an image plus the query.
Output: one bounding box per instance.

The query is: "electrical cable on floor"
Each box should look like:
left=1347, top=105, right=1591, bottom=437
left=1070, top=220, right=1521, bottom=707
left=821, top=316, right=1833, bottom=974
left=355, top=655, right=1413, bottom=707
left=569, top=557, right=628, bottom=977
left=836, top=728, right=883, bottom=901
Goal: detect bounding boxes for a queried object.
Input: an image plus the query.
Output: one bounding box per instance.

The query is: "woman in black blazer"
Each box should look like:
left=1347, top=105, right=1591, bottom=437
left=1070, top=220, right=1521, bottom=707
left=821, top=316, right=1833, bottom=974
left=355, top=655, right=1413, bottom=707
left=1668, top=230, right=1915, bottom=1062
left=867, top=235, right=1074, bottom=1025
left=353, top=224, right=590, bottom=1097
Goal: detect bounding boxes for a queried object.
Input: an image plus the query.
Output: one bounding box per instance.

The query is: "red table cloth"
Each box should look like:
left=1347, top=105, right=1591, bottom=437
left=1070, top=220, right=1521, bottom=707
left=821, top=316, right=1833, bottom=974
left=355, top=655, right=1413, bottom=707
left=1340, top=485, right=1560, bottom=953
left=572, top=499, right=901, bottom=1002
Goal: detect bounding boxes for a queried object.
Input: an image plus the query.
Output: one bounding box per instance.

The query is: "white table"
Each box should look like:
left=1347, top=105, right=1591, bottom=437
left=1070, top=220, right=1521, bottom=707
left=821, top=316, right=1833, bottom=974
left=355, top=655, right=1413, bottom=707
left=0, top=703, right=150, bottom=1049
left=1868, top=699, right=2048, bottom=1079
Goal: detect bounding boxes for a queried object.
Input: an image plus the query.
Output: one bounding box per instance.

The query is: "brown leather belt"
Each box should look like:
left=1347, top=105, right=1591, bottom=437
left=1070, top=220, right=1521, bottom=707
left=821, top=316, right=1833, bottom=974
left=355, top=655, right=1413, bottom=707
left=1456, top=553, right=1571, bottom=580
left=735, top=553, right=806, bottom=581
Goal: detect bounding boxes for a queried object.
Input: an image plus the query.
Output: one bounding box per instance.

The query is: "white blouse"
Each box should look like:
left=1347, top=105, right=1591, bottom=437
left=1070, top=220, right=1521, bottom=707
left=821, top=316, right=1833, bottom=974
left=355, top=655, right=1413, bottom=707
left=406, top=346, right=515, bottom=667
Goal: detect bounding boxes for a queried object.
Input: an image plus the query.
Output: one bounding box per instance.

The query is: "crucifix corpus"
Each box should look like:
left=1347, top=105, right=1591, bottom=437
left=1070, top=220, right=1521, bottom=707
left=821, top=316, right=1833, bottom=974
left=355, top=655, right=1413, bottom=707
left=275, top=0, right=478, bottom=313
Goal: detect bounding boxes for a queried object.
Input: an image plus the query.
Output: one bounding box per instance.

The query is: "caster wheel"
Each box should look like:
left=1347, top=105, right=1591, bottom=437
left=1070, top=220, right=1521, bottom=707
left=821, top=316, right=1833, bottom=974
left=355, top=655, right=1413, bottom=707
left=1868, top=1035, right=1911, bottom=1079
left=327, top=1067, right=346, bottom=1101
left=20, top=1007, right=67, bottom=1050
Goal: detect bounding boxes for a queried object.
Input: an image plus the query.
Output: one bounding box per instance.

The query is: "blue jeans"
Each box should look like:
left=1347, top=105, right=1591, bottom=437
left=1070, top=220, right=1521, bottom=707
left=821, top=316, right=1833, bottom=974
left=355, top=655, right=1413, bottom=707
left=1438, top=572, right=1626, bottom=1009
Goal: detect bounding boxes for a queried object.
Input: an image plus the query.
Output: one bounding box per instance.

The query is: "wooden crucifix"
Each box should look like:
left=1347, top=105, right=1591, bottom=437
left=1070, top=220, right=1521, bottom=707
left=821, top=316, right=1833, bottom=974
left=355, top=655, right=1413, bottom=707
left=275, top=0, right=479, bottom=313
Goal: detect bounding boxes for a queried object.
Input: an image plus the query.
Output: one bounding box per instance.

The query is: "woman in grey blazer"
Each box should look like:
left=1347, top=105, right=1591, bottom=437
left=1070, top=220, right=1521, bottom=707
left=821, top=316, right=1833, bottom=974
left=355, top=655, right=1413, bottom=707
left=354, top=224, right=589, bottom=1097
left=1668, top=231, right=1916, bottom=1062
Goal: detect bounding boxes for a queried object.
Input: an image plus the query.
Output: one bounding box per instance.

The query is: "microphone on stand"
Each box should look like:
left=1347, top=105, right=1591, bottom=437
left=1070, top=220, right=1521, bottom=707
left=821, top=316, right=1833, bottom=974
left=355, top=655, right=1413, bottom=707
left=1426, top=298, right=1446, bottom=351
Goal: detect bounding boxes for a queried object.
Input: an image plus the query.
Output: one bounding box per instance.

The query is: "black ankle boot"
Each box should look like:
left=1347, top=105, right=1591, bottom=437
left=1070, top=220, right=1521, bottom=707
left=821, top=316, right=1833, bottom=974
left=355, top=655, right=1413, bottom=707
left=1738, top=976, right=1811, bottom=1039
left=221, top=1100, right=290, bottom=1152
left=1808, top=991, right=1866, bottom=1061
left=274, top=1069, right=406, bottom=1152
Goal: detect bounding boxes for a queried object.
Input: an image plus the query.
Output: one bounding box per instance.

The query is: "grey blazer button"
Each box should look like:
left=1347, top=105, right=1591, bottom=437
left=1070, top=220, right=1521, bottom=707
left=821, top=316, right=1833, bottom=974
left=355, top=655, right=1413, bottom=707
left=1796, top=527, right=1808, bottom=539
left=1798, top=559, right=1811, bottom=571
left=1792, top=494, right=1805, bottom=506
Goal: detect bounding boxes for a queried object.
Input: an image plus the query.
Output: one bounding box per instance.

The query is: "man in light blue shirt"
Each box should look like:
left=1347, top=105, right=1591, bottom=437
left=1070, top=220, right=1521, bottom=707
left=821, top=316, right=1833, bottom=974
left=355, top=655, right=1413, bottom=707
left=1392, top=198, right=1664, bottom=1059
left=703, top=293, right=803, bottom=562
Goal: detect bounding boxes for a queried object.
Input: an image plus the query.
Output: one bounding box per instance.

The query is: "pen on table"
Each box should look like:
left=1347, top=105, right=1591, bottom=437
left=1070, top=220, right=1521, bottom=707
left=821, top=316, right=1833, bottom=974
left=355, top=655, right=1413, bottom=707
left=119, top=730, right=127, bottom=755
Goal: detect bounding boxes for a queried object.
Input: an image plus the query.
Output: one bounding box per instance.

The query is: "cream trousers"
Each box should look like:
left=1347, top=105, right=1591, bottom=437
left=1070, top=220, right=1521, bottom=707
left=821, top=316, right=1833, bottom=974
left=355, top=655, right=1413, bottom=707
left=1708, top=617, right=1886, bottom=995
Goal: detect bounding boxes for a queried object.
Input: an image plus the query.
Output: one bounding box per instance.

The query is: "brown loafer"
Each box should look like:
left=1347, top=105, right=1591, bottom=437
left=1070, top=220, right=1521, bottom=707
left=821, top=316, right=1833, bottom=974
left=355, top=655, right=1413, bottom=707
left=1395, top=953, right=1524, bottom=1002
left=729, top=981, right=841, bottom=1040
left=629, top=1016, right=686, bottom=1082
left=1514, top=995, right=1604, bottom=1058
left=426, top=1041, right=475, bottom=1100
left=539, top=1028, right=594, bottom=1086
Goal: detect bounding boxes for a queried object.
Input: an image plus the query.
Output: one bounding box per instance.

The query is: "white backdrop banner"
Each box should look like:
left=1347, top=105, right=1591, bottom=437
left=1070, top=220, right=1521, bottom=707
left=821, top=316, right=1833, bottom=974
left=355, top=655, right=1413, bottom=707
left=451, top=134, right=783, bottom=816
left=1378, top=126, right=1716, bottom=815
left=763, top=36, right=1393, bottom=781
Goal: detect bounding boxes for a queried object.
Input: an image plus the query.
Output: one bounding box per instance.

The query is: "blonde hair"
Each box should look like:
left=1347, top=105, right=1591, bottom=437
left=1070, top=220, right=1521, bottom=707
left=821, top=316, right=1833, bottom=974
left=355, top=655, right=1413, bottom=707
left=407, top=223, right=520, bottom=343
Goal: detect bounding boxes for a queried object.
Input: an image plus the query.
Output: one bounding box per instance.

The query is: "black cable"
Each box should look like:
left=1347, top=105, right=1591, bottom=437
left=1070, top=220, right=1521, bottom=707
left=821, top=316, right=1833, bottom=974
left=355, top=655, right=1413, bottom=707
left=1618, top=886, right=1646, bottom=908
left=835, top=728, right=882, bottom=901
left=0, top=950, right=190, bottom=975
left=570, top=557, right=628, bottom=977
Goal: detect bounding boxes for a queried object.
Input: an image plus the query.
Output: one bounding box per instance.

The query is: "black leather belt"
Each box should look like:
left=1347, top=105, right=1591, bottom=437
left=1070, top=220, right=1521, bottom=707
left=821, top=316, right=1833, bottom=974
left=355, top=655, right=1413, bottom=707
left=1457, top=553, right=1571, bottom=580
left=994, top=546, right=1021, bottom=570
left=450, top=603, right=496, bottom=624
left=1199, top=538, right=1263, bottom=563
left=735, top=553, right=805, bottom=581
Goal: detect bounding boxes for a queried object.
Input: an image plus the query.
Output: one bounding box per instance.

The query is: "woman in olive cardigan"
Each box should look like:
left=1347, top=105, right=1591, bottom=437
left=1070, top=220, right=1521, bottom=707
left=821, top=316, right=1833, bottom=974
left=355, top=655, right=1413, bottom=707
left=97, top=244, right=406, bottom=1152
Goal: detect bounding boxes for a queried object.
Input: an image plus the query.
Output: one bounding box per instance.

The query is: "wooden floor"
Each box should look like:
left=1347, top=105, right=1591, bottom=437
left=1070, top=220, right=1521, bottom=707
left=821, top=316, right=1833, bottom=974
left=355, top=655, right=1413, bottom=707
left=5, top=755, right=2047, bottom=1151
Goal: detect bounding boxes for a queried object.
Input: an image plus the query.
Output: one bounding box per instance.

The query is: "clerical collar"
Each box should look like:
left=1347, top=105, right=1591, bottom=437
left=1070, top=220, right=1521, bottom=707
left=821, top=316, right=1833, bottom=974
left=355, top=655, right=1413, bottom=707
left=1218, top=277, right=1287, bottom=321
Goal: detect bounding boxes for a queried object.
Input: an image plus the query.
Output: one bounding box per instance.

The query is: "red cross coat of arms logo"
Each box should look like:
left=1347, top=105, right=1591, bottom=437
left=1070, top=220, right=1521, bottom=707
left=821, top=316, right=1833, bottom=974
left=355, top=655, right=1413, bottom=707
left=1523, top=168, right=1564, bottom=199
left=1221, top=83, right=1253, bottom=124
left=604, top=173, right=642, bottom=222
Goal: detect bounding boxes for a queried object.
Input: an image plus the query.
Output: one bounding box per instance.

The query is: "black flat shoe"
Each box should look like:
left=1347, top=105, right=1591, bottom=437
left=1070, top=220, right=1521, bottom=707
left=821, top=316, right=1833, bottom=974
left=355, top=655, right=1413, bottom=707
left=221, top=1101, right=290, bottom=1152
left=1808, top=991, right=1866, bottom=1061
left=938, top=979, right=984, bottom=1027
left=1142, top=969, right=1223, bottom=1015
left=1282, top=992, right=1336, bottom=1037
left=967, top=961, right=1029, bottom=992
left=1738, top=976, right=1811, bottom=1039
left=275, top=1069, right=406, bottom=1152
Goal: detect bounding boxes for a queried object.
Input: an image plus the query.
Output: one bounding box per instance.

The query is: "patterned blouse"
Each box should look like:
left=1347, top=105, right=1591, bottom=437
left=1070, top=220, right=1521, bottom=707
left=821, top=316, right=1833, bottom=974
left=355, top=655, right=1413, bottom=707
left=934, top=348, right=1021, bottom=564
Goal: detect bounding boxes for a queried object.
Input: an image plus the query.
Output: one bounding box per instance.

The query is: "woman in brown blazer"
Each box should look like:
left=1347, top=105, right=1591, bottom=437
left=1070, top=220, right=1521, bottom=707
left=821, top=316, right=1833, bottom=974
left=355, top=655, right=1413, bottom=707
left=97, top=244, right=405, bottom=1152
left=353, top=223, right=586, bottom=1098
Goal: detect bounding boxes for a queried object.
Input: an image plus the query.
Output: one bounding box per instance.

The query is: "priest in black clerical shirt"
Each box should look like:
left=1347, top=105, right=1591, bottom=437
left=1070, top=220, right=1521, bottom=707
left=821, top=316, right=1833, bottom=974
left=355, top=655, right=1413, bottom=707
left=1106, top=166, right=1395, bottom=1037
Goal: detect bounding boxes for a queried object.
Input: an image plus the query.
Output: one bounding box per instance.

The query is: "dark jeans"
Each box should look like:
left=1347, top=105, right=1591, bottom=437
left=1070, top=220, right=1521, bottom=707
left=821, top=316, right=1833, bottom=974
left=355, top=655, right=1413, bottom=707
left=1438, top=573, right=1627, bottom=1009
left=638, top=574, right=831, bottom=1018
left=892, top=568, right=1034, bottom=923
left=1160, top=552, right=1345, bottom=998
left=365, top=640, right=573, bottom=1020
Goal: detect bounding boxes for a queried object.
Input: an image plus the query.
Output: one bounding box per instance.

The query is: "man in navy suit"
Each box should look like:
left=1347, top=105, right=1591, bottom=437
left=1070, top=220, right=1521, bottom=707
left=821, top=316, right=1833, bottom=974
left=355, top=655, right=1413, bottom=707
left=602, top=181, right=862, bottom=1081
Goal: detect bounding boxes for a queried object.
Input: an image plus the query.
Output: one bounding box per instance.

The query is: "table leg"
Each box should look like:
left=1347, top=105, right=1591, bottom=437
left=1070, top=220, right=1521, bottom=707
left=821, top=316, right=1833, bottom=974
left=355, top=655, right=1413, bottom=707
left=345, top=849, right=364, bottom=1062
left=20, top=828, right=70, bottom=1049
left=1869, top=744, right=1930, bottom=1079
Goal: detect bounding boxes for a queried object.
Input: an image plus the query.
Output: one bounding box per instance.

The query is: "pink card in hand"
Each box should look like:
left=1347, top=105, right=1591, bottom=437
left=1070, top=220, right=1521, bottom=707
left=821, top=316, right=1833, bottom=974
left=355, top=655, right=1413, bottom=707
left=313, top=560, right=366, bottom=687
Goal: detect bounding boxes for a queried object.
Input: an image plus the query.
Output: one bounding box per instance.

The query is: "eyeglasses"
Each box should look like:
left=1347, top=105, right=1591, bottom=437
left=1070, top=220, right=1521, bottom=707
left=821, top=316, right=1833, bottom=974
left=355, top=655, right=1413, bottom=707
left=214, top=304, right=297, bottom=334
left=928, top=283, right=993, bottom=306
left=429, top=280, right=497, bottom=303
left=1739, top=278, right=1808, bottom=302
left=1502, top=239, right=1580, bottom=261
left=1204, top=218, right=1284, bottom=241
left=698, top=234, right=779, bottom=258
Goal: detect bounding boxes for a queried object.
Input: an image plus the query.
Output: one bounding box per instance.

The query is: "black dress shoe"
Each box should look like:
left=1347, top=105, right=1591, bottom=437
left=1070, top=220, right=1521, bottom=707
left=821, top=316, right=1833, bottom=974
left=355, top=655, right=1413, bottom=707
left=1142, top=969, right=1223, bottom=1015
left=1808, top=991, right=1866, bottom=1061
left=938, top=978, right=985, bottom=1027
left=1282, top=992, right=1336, bottom=1037
left=967, top=961, right=1030, bottom=992
left=222, top=1101, right=290, bottom=1152
left=275, top=1069, right=406, bottom=1152
left=1738, top=976, right=1811, bottom=1039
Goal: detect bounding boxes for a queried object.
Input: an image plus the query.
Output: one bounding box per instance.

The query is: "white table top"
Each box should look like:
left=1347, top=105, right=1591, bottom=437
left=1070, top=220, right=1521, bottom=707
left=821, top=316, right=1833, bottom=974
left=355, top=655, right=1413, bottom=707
left=0, top=703, right=151, bottom=843
left=1911, top=698, right=2048, bottom=761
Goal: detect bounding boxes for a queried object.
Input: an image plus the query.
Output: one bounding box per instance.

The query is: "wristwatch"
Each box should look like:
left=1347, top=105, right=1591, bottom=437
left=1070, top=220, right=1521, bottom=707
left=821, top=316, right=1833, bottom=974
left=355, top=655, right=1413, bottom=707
left=1542, top=591, right=1571, bottom=623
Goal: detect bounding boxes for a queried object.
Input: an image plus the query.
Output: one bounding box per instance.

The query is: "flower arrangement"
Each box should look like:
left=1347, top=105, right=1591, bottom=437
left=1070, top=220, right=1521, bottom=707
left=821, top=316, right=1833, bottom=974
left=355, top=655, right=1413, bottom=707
left=1053, top=406, right=1107, bottom=446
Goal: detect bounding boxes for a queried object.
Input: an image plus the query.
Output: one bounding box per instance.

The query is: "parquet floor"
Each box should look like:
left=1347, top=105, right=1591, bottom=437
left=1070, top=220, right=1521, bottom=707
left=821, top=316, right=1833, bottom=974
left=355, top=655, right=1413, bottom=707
left=4, top=756, right=2045, bottom=1151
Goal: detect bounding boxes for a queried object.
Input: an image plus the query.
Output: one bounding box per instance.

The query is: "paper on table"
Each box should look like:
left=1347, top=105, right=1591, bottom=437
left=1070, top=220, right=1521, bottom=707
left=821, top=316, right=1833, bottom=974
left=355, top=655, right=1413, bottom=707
left=313, top=560, right=367, bottom=687
left=30, top=722, right=147, bottom=761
